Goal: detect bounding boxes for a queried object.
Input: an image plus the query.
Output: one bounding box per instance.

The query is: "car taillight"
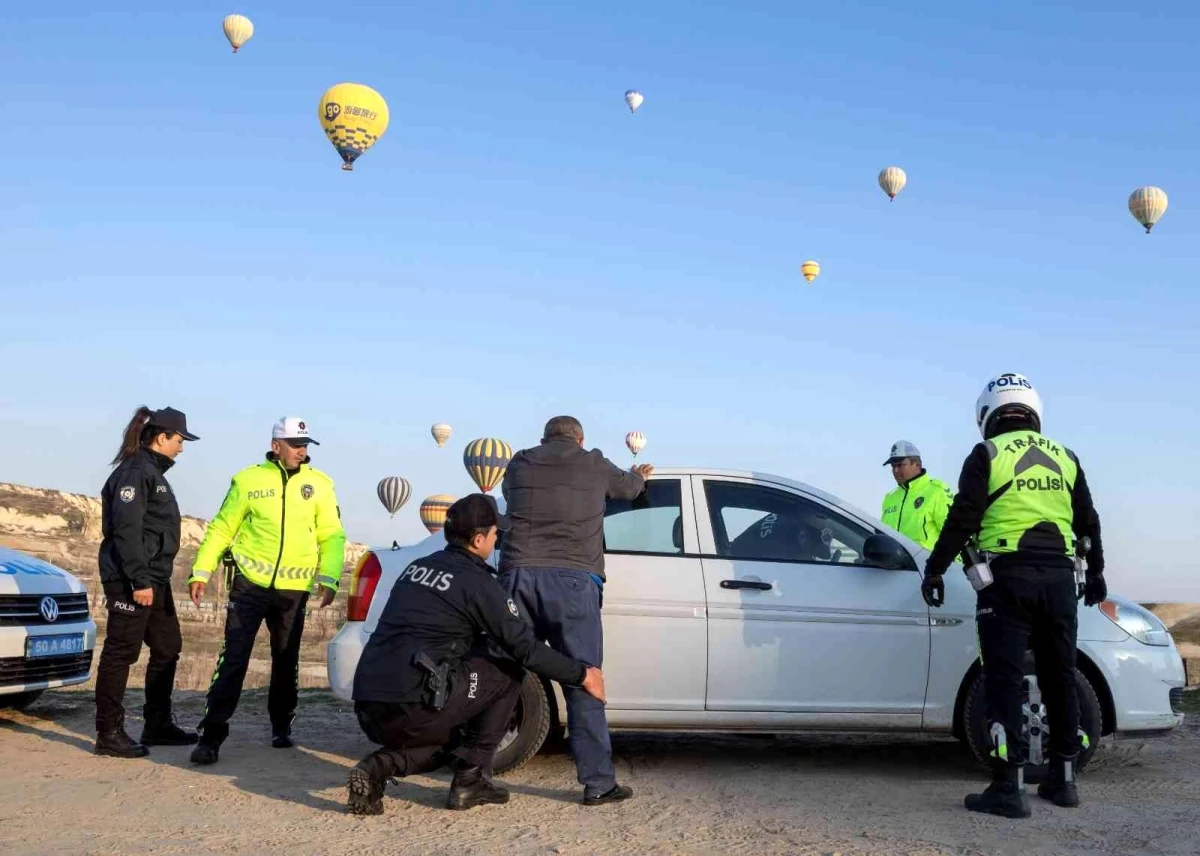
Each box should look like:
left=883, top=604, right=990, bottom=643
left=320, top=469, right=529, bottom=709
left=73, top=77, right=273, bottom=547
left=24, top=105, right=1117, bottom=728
left=347, top=552, right=383, bottom=622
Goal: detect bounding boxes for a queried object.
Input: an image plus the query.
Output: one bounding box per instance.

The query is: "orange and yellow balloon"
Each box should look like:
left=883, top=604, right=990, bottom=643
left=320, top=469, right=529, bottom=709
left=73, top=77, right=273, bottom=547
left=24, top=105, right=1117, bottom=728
left=419, top=495, right=456, bottom=534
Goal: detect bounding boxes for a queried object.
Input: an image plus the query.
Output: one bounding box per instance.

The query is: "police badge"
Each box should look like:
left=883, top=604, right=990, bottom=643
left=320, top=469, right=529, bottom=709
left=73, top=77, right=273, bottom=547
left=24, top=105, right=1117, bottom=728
left=914, top=497, right=925, bottom=509
left=301, top=484, right=314, bottom=500
left=119, top=486, right=136, bottom=503
left=507, top=598, right=520, bottom=618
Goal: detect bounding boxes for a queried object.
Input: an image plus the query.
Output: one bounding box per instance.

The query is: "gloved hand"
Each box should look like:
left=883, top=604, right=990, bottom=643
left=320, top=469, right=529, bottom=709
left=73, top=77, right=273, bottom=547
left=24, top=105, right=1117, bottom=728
left=1083, top=574, right=1107, bottom=607
left=921, top=572, right=945, bottom=608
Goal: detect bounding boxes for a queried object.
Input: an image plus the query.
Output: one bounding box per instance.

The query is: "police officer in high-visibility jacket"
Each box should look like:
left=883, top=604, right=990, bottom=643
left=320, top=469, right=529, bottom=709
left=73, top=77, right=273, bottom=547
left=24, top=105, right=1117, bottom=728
left=880, top=440, right=954, bottom=550
left=187, top=417, right=346, bottom=764
left=922, top=374, right=1106, bottom=819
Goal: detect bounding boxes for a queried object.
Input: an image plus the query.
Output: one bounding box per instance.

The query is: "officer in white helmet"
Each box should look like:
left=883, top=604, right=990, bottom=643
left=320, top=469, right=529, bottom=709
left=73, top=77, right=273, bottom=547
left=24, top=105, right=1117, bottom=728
left=922, top=373, right=1106, bottom=819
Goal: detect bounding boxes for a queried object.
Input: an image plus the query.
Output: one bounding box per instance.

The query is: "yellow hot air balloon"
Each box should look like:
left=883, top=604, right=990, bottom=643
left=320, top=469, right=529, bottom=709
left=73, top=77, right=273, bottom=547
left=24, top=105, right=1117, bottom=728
left=878, top=166, right=907, bottom=201
left=318, top=83, right=389, bottom=171
left=463, top=438, right=513, bottom=493
left=419, top=494, right=456, bottom=534
left=1128, top=186, right=1168, bottom=234
left=800, top=260, right=820, bottom=283
left=222, top=14, right=254, bottom=53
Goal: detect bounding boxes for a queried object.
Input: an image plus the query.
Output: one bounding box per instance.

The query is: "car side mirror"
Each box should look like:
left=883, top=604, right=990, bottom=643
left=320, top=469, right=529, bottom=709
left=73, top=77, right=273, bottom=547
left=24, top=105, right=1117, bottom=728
left=862, top=533, right=916, bottom=571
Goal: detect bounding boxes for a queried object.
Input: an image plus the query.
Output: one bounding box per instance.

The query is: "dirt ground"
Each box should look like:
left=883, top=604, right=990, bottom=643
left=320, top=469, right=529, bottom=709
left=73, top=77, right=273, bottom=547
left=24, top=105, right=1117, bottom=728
left=1, top=689, right=1196, bottom=856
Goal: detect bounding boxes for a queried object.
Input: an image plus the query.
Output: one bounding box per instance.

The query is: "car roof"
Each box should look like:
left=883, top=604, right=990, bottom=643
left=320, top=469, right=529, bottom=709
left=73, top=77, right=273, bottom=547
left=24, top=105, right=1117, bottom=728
left=646, top=467, right=883, bottom=529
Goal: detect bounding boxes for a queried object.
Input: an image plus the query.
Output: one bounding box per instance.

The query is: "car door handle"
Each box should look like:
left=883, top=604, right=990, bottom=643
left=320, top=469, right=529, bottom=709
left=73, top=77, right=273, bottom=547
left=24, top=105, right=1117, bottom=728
left=720, top=579, right=772, bottom=591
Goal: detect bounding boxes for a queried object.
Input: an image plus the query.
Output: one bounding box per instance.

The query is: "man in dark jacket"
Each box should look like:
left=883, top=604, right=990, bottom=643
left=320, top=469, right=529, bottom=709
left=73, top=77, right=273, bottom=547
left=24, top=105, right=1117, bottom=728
left=497, top=416, right=651, bottom=805
left=348, top=494, right=606, bottom=815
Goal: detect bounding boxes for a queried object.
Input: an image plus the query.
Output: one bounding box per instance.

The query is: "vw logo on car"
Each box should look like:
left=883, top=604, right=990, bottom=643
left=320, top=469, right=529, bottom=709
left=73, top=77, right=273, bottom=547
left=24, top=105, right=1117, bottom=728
left=40, top=596, right=60, bottom=623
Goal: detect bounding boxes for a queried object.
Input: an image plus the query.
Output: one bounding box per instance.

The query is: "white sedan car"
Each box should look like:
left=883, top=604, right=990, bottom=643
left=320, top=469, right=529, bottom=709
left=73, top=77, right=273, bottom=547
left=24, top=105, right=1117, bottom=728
left=328, top=469, right=1187, bottom=779
left=0, top=546, right=97, bottom=710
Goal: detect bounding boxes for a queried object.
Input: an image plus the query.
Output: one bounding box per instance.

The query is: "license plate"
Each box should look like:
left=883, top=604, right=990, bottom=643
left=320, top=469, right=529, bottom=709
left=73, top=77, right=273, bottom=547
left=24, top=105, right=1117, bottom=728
left=25, top=634, right=86, bottom=659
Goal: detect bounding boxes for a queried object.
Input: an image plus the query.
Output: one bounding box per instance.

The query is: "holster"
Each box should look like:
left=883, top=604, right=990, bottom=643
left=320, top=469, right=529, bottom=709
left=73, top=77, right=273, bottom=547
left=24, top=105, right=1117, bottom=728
left=414, top=652, right=453, bottom=711
left=221, top=549, right=238, bottom=590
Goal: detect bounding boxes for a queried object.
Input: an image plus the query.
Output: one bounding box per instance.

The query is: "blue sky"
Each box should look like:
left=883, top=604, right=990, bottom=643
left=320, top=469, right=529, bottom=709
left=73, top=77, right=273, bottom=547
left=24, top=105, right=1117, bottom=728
left=1, top=2, right=1197, bottom=599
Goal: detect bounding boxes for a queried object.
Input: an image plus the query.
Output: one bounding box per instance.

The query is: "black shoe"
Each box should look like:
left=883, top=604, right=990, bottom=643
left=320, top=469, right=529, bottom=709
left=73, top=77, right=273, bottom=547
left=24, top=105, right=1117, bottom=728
left=347, top=767, right=386, bottom=816
left=271, top=732, right=295, bottom=749
left=95, top=729, right=149, bottom=759
left=140, top=715, right=199, bottom=747
left=446, top=767, right=510, bottom=811
left=1038, top=755, right=1081, bottom=807
left=965, top=766, right=1030, bottom=819
left=583, top=784, right=634, bottom=806
left=190, top=742, right=220, bottom=765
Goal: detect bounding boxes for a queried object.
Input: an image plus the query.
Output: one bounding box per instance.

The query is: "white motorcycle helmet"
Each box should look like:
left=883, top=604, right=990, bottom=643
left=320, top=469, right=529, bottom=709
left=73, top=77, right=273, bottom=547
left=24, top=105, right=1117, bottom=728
left=975, top=372, right=1043, bottom=438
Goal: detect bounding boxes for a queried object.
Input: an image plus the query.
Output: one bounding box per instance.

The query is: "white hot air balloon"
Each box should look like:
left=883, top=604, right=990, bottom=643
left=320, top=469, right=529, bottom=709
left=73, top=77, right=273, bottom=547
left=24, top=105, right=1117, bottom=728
left=222, top=14, right=254, bottom=53
left=1128, top=186, right=1169, bottom=234
left=878, top=166, right=907, bottom=201
left=431, top=423, right=452, bottom=448
left=376, top=476, right=412, bottom=518
left=625, top=431, right=647, bottom=457
left=624, top=90, right=644, bottom=113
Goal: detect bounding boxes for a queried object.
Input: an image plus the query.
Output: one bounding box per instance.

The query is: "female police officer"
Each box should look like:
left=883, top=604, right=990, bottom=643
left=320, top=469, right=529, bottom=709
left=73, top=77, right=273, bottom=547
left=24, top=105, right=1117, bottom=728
left=95, top=406, right=201, bottom=758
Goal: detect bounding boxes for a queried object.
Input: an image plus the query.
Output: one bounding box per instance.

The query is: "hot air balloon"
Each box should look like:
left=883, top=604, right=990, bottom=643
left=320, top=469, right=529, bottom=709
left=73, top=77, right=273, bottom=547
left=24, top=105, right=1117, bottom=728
left=419, top=494, right=455, bottom=534
left=431, top=423, right=452, bottom=448
left=800, top=260, right=821, bottom=283
left=222, top=14, right=254, bottom=53
left=318, top=83, right=389, bottom=171
left=463, top=438, right=513, bottom=493
left=878, top=166, right=907, bottom=201
left=1128, top=186, right=1169, bottom=234
left=376, top=476, right=412, bottom=518
left=625, top=431, right=646, bottom=457
left=625, top=90, right=644, bottom=113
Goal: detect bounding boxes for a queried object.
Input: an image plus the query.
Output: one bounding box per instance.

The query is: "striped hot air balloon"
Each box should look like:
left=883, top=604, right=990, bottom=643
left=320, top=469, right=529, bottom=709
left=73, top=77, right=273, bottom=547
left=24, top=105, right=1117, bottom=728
left=419, top=494, right=456, bottom=534
left=625, top=431, right=646, bottom=457
left=463, top=438, right=513, bottom=493
left=376, top=476, right=412, bottom=518
left=800, top=260, right=820, bottom=283
left=1128, top=186, right=1168, bottom=234
left=878, top=166, right=907, bottom=201
left=431, top=423, right=453, bottom=447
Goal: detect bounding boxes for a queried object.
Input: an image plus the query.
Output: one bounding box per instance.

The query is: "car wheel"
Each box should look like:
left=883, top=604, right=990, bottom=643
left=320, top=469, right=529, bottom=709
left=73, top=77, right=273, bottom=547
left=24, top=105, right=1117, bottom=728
left=0, top=690, right=45, bottom=711
left=963, top=666, right=1101, bottom=784
left=491, top=672, right=551, bottom=775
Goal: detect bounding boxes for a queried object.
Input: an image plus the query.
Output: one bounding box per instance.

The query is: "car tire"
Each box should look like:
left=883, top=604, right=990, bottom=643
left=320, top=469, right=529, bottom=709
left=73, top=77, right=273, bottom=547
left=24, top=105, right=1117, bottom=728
left=491, top=672, right=551, bottom=775
left=0, top=690, right=45, bottom=711
left=963, top=665, right=1101, bottom=784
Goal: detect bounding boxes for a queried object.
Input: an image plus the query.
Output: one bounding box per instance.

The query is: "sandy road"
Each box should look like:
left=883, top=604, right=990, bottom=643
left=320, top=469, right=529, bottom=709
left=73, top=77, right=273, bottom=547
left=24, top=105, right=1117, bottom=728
left=1, top=688, right=1196, bottom=856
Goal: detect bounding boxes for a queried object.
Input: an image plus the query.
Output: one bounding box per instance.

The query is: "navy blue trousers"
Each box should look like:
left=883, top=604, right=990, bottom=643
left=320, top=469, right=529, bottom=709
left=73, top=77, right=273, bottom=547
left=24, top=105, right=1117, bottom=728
left=499, top=567, right=614, bottom=795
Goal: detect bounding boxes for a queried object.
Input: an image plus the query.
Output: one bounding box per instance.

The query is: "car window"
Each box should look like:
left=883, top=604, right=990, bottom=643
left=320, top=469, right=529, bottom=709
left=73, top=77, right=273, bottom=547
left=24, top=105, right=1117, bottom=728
left=704, top=480, right=872, bottom=566
left=604, top=479, right=684, bottom=555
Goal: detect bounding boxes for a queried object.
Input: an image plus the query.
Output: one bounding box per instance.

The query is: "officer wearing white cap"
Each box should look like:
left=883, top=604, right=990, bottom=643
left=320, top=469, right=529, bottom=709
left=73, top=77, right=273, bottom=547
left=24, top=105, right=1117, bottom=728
left=187, top=416, right=346, bottom=764
left=881, top=440, right=954, bottom=550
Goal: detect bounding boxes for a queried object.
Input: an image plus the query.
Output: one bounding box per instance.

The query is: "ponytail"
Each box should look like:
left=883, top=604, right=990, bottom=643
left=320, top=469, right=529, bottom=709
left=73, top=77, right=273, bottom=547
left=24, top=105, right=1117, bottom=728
left=111, top=406, right=154, bottom=466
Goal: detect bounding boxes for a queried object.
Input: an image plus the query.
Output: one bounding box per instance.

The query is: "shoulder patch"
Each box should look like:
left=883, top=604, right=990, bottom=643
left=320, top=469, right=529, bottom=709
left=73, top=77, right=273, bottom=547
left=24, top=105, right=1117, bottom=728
left=119, top=486, right=136, bottom=503
left=507, top=598, right=520, bottom=618
left=300, top=484, right=314, bottom=500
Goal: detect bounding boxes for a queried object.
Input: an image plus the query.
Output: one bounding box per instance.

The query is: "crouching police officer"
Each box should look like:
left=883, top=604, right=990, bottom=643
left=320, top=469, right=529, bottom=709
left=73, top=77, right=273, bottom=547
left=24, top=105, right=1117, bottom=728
left=923, top=373, right=1106, bottom=819
left=348, top=494, right=606, bottom=815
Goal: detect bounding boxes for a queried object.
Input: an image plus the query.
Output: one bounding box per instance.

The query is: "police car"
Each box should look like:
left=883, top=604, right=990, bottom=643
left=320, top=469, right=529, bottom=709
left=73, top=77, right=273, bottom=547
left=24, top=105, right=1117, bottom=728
left=0, top=546, right=97, bottom=710
left=328, top=469, right=1187, bottom=782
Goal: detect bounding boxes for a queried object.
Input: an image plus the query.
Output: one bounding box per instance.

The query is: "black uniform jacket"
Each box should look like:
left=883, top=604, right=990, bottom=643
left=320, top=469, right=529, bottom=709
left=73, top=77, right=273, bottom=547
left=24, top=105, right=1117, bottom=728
left=99, top=448, right=182, bottom=590
left=353, top=545, right=588, bottom=703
